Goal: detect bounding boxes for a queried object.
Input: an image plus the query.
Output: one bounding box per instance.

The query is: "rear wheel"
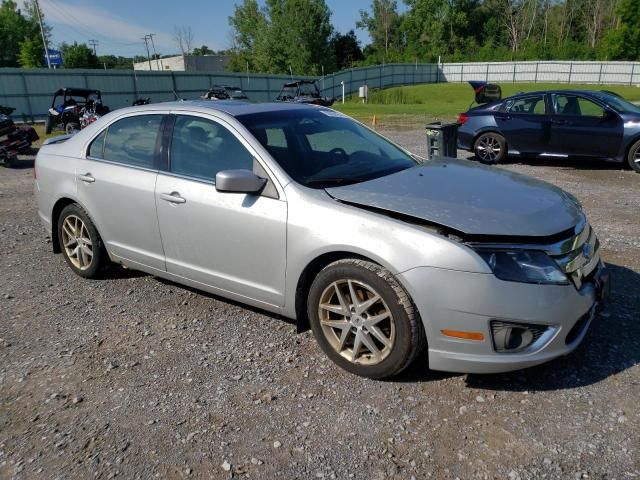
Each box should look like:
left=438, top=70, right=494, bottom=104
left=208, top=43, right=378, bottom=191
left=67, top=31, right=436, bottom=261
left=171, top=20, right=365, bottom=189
left=65, top=122, right=80, bottom=135
left=57, top=204, right=106, bottom=278
left=627, top=139, right=640, bottom=173
left=307, top=259, right=425, bottom=379
left=474, top=132, right=507, bottom=164
left=45, top=115, right=53, bottom=134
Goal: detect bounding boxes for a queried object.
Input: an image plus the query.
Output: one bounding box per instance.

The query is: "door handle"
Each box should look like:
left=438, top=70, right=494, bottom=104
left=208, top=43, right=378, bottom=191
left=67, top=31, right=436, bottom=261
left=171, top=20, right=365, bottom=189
left=551, top=118, right=568, bottom=125
left=160, top=192, right=186, bottom=204
left=78, top=173, right=95, bottom=183
left=496, top=114, right=511, bottom=121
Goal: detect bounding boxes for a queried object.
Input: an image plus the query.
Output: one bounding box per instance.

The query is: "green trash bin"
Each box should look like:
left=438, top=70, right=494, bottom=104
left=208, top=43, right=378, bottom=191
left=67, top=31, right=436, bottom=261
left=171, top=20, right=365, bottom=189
left=425, top=122, right=459, bottom=160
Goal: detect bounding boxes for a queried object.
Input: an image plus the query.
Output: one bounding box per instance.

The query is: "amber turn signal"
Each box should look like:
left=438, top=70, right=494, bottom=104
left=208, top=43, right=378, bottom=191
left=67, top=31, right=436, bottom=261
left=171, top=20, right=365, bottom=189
left=441, top=329, right=485, bottom=341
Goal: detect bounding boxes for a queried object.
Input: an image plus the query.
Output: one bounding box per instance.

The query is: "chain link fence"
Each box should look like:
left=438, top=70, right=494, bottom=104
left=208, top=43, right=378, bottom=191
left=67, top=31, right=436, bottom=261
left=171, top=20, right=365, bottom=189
left=2, top=61, right=639, bottom=120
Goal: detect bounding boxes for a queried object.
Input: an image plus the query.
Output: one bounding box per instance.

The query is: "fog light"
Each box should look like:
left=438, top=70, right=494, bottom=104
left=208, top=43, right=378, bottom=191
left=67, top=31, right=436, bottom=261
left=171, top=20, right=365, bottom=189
left=490, top=321, right=548, bottom=353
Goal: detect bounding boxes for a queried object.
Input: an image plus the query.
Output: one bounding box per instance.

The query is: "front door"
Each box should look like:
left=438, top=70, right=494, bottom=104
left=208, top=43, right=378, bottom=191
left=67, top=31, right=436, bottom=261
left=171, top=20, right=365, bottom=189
left=75, top=114, right=166, bottom=271
left=549, top=93, right=624, bottom=158
left=154, top=114, right=287, bottom=307
left=495, top=94, right=550, bottom=155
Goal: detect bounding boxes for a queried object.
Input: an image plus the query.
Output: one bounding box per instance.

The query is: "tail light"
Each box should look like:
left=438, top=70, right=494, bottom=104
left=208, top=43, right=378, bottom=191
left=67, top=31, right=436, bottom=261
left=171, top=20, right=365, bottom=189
left=457, top=113, right=469, bottom=125
left=33, top=151, right=37, bottom=179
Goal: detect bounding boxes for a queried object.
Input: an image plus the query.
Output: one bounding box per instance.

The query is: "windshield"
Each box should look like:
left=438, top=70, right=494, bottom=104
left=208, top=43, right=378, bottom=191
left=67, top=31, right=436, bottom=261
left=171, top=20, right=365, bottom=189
left=237, top=109, right=417, bottom=188
left=592, top=92, right=640, bottom=115
left=298, top=82, right=319, bottom=97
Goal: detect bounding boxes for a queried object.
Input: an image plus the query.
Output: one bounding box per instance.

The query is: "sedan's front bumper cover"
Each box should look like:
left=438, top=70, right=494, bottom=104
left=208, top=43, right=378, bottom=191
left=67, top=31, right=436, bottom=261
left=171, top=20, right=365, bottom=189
left=398, top=262, right=609, bottom=374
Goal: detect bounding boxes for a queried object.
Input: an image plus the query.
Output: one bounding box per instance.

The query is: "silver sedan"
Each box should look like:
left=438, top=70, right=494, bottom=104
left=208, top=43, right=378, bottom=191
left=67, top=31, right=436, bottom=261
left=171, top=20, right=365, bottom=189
left=34, top=101, right=609, bottom=378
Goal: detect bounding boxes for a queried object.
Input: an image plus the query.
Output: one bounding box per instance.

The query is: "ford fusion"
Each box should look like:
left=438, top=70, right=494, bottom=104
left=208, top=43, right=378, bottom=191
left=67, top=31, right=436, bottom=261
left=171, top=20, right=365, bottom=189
left=34, top=101, right=609, bottom=379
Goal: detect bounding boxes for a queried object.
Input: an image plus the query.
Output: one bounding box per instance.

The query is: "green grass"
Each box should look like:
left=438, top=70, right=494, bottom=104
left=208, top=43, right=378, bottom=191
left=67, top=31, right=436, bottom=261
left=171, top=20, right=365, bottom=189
left=332, top=82, right=640, bottom=127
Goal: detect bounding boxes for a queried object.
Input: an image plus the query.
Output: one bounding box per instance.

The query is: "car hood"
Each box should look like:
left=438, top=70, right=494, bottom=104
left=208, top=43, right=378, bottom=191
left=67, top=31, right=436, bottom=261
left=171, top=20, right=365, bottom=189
left=326, top=158, right=583, bottom=237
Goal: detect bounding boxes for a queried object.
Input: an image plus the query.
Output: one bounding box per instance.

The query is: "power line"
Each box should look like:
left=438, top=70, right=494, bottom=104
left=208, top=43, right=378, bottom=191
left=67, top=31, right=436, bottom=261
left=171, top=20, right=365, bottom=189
left=42, top=0, right=143, bottom=49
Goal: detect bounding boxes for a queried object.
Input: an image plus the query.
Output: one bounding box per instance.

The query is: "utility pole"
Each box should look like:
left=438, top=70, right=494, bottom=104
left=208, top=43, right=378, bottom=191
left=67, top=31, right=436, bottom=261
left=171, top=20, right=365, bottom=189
left=147, top=33, right=159, bottom=70
left=34, top=0, right=51, bottom=69
left=88, top=39, right=99, bottom=56
left=142, top=35, right=152, bottom=70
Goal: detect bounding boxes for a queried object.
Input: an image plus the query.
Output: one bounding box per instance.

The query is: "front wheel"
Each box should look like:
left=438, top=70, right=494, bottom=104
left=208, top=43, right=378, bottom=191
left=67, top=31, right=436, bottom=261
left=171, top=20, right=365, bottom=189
left=307, top=259, right=426, bottom=379
left=57, top=204, right=106, bottom=278
left=474, top=132, right=507, bottom=164
left=627, top=139, right=640, bottom=173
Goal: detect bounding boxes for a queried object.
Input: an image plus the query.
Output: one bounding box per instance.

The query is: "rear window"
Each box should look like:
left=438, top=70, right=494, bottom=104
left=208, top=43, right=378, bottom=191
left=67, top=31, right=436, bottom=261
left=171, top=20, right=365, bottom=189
left=102, top=115, right=162, bottom=169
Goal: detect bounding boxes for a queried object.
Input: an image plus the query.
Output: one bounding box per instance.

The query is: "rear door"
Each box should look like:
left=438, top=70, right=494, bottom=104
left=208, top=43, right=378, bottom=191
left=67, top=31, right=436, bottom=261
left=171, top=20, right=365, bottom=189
left=76, top=113, right=166, bottom=271
left=494, top=94, right=550, bottom=154
left=549, top=93, right=624, bottom=157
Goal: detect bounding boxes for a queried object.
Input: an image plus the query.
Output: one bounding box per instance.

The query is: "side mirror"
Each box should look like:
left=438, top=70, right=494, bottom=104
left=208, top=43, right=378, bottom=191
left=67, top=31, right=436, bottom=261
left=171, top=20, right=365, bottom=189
left=215, top=169, right=267, bottom=194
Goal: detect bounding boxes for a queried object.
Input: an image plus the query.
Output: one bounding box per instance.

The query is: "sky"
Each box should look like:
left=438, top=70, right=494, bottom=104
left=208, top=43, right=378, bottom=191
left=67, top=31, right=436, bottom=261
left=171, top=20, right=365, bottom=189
left=19, top=0, right=397, bottom=58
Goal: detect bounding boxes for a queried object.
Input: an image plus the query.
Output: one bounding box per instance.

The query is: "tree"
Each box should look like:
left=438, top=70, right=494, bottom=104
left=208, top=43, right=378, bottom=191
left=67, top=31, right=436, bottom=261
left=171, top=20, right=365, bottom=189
left=18, top=37, right=42, bottom=67
left=331, top=30, right=364, bottom=70
left=192, top=45, right=215, bottom=56
left=60, top=42, right=99, bottom=68
left=228, top=0, right=334, bottom=75
left=174, top=25, right=194, bottom=55
left=0, top=0, right=49, bottom=67
left=357, top=0, right=402, bottom=60
left=601, top=0, right=640, bottom=59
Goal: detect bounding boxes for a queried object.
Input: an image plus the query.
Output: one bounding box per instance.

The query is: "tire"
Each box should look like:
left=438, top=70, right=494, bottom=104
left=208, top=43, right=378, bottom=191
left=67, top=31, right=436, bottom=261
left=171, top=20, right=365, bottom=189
left=65, top=122, right=80, bottom=135
left=307, top=259, right=426, bottom=379
left=473, top=132, right=507, bottom=164
left=45, top=115, right=53, bottom=134
left=627, top=139, right=640, bottom=173
left=57, top=204, right=106, bottom=278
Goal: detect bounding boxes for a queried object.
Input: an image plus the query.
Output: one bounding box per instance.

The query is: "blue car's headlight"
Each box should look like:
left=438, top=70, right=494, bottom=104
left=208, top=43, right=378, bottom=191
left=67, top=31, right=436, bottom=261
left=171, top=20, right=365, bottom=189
left=476, top=250, right=568, bottom=285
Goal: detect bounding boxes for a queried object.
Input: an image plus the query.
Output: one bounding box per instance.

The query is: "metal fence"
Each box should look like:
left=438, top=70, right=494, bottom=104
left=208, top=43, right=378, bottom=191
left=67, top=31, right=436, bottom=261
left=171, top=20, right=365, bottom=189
left=2, top=61, right=640, bottom=120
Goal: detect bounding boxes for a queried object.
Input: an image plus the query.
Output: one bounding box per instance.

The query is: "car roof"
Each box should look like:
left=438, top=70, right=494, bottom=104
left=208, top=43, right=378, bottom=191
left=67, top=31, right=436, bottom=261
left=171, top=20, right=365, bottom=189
left=54, top=87, right=101, bottom=97
left=117, top=100, right=328, bottom=117
left=506, top=89, right=606, bottom=100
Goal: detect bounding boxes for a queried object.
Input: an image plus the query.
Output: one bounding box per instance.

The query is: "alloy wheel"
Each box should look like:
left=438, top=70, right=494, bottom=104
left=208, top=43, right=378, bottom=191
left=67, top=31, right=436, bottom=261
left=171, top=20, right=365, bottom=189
left=318, top=279, right=395, bottom=365
left=476, top=135, right=501, bottom=162
left=61, top=215, right=94, bottom=270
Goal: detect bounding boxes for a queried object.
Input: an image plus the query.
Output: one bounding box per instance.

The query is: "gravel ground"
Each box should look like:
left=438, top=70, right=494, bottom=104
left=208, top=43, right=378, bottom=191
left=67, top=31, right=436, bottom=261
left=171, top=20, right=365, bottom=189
left=1, top=132, right=639, bottom=480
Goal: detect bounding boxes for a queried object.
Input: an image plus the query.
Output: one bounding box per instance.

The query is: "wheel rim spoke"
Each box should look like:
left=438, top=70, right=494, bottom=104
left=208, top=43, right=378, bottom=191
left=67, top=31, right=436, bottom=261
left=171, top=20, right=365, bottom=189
left=360, top=332, right=382, bottom=362
left=368, top=325, right=392, bottom=348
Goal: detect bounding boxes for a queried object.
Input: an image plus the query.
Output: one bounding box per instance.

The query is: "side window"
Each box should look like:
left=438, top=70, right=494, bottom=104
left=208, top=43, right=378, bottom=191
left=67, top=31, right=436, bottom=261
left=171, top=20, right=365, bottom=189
left=508, top=96, right=546, bottom=115
left=88, top=129, right=106, bottom=159
left=103, top=115, right=162, bottom=169
left=170, top=116, right=254, bottom=181
left=554, top=95, right=605, bottom=117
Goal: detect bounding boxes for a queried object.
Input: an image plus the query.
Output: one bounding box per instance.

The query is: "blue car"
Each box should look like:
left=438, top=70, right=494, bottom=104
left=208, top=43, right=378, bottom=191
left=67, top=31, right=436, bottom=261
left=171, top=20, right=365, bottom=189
left=457, top=82, right=640, bottom=173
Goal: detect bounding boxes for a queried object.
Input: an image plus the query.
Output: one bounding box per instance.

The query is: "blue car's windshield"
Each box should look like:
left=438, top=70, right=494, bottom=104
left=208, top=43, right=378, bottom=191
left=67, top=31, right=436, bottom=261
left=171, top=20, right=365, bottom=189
left=237, top=109, right=417, bottom=188
left=592, top=92, right=640, bottom=115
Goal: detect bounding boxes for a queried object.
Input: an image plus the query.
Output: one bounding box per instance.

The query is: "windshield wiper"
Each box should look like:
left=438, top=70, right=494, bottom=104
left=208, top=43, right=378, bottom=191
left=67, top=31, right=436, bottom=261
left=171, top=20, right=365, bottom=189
left=305, top=178, right=359, bottom=188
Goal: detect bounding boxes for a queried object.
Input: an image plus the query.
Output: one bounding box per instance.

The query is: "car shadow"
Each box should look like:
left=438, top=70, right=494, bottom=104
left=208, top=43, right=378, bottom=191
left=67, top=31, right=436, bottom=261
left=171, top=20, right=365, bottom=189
left=9, top=156, right=35, bottom=169
left=462, top=152, right=627, bottom=171
left=396, top=262, right=639, bottom=390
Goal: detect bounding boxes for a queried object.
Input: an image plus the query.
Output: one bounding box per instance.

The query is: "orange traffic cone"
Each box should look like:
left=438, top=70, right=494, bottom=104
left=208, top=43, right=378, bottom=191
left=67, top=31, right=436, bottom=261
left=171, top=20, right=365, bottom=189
left=371, top=115, right=377, bottom=128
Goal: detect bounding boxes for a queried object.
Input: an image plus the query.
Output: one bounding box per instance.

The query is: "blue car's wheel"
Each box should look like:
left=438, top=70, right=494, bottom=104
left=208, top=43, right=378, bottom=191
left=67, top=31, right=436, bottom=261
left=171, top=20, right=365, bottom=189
left=627, top=139, right=640, bottom=173
left=474, top=132, right=506, bottom=164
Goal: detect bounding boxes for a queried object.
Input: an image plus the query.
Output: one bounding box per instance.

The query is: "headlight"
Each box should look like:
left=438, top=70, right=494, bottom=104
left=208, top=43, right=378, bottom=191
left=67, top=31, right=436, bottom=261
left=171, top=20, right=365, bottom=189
left=475, top=250, right=568, bottom=285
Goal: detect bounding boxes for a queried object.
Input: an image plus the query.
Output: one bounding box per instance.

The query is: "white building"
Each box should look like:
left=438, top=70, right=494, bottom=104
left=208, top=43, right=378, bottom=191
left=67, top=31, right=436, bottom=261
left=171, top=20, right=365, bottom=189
left=134, top=54, right=230, bottom=72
